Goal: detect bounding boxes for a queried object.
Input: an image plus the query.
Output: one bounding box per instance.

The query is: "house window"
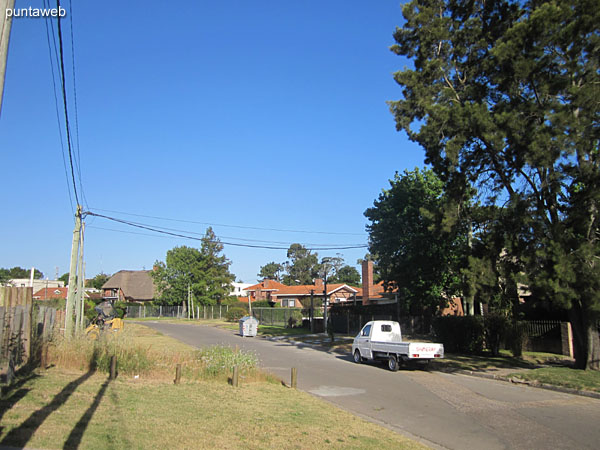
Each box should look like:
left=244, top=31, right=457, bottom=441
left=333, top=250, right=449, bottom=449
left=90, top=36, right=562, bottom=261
left=289, top=299, right=295, bottom=307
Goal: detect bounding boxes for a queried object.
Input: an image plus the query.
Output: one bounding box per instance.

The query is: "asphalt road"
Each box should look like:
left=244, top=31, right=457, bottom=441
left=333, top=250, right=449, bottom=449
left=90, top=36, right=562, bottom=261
left=139, top=322, right=600, bottom=450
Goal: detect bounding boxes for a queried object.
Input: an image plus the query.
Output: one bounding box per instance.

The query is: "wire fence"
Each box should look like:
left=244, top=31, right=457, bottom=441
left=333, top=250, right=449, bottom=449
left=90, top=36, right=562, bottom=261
left=125, top=304, right=231, bottom=320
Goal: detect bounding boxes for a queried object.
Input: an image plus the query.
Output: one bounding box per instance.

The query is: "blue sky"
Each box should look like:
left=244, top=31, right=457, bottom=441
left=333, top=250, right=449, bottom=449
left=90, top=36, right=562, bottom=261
left=1, top=0, right=424, bottom=284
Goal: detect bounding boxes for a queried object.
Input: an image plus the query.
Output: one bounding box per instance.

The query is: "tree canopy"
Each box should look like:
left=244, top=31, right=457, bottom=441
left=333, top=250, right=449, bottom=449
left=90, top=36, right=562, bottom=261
left=390, top=0, right=600, bottom=369
left=257, top=262, right=284, bottom=281
left=152, top=227, right=235, bottom=306
left=86, top=272, right=111, bottom=290
left=0, top=267, right=44, bottom=281
left=365, top=168, right=467, bottom=312
left=282, top=244, right=320, bottom=285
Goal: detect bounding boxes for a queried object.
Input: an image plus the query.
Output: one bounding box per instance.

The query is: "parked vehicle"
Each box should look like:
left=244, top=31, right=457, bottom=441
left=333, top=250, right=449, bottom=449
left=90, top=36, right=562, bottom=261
left=352, top=320, right=444, bottom=371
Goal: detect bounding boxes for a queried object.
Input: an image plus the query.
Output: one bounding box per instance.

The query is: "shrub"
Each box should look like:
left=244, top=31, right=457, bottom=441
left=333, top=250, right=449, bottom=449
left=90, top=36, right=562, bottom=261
left=432, top=315, right=484, bottom=354
left=253, top=300, right=279, bottom=308
left=287, top=310, right=303, bottom=328
left=483, top=313, right=510, bottom=356
left=225, top=307, right=247, bottom=322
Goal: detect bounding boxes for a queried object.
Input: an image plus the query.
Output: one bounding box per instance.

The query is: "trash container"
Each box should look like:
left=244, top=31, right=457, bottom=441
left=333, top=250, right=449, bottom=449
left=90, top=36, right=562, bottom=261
left=239, top=315, right=259, bottom=337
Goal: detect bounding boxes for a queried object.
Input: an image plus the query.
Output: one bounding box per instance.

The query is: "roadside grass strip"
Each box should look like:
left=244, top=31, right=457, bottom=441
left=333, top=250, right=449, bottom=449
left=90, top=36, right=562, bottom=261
left=0, top=323, right=426, bottom=449
left=508, top=367, right=600, bottom=393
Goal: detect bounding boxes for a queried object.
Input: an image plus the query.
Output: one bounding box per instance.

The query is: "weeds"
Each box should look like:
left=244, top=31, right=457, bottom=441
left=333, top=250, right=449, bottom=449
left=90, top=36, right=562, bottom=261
left=47, top=325, right=260, bottom=383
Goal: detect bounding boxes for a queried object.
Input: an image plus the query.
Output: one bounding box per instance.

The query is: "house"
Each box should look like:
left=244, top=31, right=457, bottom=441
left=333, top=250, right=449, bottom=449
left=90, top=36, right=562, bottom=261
left=230, top=282, right=252, bottom=297
left=244, top=279, right=359, bottom=308
left=101, top=270, right=156, bottom=303
left=33, top=286, right=93, bottom=301
left=9, top=279, right=64, bottom=291
left=33, top=287, right=70, bottom=300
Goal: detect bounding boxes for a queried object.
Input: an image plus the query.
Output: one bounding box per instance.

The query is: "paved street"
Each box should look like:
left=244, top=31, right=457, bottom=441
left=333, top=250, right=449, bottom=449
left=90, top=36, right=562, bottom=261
left=139, top=322, right=600, bottom=450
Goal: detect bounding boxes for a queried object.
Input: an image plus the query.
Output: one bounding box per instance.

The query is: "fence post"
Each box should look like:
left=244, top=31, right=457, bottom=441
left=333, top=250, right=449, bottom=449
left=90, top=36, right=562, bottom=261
left=291, top=367, right=297, bottom=389
left=174, top=364, right=182, bottom=384
left=561, top=322, right=574, bottom=358
left=211, top=305, right=214, bottom=320
left=110, top=356, right=117, bottom=380
left=219, top=305, right=222, bottom=319
left=159, top=305, right=162, bottom=317
left=232, top=365, right=239, bottom=387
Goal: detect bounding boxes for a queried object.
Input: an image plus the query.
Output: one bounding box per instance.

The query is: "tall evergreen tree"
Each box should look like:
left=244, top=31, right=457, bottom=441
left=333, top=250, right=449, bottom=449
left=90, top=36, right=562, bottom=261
left=390, top=0, right=600, bottom=368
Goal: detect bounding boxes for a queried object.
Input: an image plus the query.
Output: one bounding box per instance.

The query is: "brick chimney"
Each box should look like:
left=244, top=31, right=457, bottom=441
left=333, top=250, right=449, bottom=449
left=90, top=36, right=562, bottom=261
left=362, top=260, right=373, bottom=305
left=314, top=278, right=323, bottom=289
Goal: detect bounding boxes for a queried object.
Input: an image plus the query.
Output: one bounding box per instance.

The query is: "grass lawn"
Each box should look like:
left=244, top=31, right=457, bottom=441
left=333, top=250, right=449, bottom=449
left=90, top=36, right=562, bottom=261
left=0, top=325, right=425, bottom=450
left=508, top=367, right=600, bottom=392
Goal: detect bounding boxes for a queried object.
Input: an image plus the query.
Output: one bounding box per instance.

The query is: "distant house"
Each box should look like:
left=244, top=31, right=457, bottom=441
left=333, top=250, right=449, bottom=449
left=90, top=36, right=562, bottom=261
left=33, top=286, right=93, bottom=301
left=230, top=282, right=252, bottom=297
left=9, top=279, right=64, bottom=291
left=33, top=287, right=70, bottom=300
left=244, top=279, right=359, bottom=308
left=102, top=270, right=156, bottom=303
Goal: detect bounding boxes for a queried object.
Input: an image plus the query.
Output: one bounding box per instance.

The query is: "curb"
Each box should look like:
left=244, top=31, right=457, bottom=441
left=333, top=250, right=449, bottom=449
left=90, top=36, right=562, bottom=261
left=455, top=369, right=600, bottom=400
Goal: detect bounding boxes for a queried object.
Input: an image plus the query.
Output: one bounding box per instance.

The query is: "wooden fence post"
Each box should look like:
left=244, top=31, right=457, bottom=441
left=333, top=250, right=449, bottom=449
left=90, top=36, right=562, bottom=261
left=232, top=365, right=239, bottom=387
left=174, top=364, right=182, bottom=384
left=110, top=356, right=117, bottom=380
left=291, top=367, right=297, bottom=389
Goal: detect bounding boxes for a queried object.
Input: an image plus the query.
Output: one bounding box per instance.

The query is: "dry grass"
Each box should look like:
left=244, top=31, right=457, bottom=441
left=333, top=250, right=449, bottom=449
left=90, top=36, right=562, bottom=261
left=47, top=324, right=269, bottom=383
left=0, top=324, right=426, bottom=449
left=0, top=368, right=425, bottom=449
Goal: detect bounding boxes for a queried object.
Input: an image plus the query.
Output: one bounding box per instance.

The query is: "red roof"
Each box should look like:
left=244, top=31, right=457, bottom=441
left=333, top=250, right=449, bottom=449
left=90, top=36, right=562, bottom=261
left=33, top=287, right=69, bottom=300
left=244, top=280, right=357, bottom=297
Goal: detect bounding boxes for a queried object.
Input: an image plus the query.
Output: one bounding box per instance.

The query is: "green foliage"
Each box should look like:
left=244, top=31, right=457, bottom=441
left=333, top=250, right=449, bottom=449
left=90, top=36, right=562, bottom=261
left=152, top=227, right=235, bottom=307
left=58, top=272, right=70, bottom=285
left=330, top=265, right=361, bottom=285
left=258, top=262, right=284, bottom=281
left=432, top=316, right=484, bottom=354
left=86, top=272, right=111, bottom=289
left=282, top=244, right=320, bottom=285
left=390, top=0, right=600, bottom=369
left=0, top=266, right=44, bottom=284
left=286, top=310, right=303, bottom=328
left=225, top=307, right=247, bottom=322
left=221, top=296, right=245, bottom=306
left=196, top=346, right=258, bottom=378
left=365, top=168, right=467, bottom=313
left=483, top=313, right=510, bottom=356
left=252, top=300, right=278, bottom=308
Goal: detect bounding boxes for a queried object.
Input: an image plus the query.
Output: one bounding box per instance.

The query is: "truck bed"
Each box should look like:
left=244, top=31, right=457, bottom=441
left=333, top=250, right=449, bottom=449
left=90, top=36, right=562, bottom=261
left=370, top=341, right=444, bottom=360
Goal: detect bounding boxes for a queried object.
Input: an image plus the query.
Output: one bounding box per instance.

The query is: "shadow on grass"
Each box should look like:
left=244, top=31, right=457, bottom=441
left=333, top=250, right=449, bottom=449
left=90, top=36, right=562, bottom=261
left=0, top=368, right=97, bottom=448
left=63, top=378, right=112, bottom=449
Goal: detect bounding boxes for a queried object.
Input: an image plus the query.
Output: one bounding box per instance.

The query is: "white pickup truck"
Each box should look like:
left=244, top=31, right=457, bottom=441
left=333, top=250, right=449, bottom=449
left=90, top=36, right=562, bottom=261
left=352, top=320, right=444, bottom=371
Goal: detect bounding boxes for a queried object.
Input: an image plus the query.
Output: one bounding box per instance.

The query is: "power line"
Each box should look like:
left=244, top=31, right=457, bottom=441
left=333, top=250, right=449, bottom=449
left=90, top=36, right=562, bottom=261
left=85, top=212, right=368, bottom=251
left=67, top=0, right=87, bottom=209
left=43, top=0, right=73, bottom=213
left=89, top=207, right=366, bottom=236
left=55, top=0, right=79, bottom=206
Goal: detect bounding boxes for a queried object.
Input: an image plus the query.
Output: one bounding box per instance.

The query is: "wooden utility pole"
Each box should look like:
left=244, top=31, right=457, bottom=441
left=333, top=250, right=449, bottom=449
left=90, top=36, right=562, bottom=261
left=65, top=206, right=82, bottom=337
left=0, top=0, right=15, bottom=117
left=75, top=223, right=85, bottom=332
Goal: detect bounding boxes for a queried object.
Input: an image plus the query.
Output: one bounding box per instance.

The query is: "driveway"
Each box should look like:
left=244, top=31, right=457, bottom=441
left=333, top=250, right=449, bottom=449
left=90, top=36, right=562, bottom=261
left=139, top=322, right=600, bottom=450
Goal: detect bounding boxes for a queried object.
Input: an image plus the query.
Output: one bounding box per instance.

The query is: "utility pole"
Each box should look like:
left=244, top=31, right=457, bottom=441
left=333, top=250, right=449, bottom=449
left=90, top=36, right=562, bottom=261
left=65, top=206, right=82, bottom=337
left=75, top=222, right=85, bottom=332
left=0, top=0, right=16, bottom=117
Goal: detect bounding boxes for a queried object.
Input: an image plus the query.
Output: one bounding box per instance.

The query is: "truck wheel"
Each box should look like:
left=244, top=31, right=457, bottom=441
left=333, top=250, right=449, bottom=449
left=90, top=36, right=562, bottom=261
left=388, top=355, right=399, bottom=372
left=353, top=350, right=362, bottom=364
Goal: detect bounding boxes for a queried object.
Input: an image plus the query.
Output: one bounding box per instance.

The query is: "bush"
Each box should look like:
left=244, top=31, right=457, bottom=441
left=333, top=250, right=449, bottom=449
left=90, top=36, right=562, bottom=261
left=225, top=307, right=247, bottom=322
left=287, top=310, right=303, bottom=328
left=483, top=313, right=510, bottom=356
left=253, top=300, right=279, bottom=308
left=432, top=316, right=484, bottom=354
